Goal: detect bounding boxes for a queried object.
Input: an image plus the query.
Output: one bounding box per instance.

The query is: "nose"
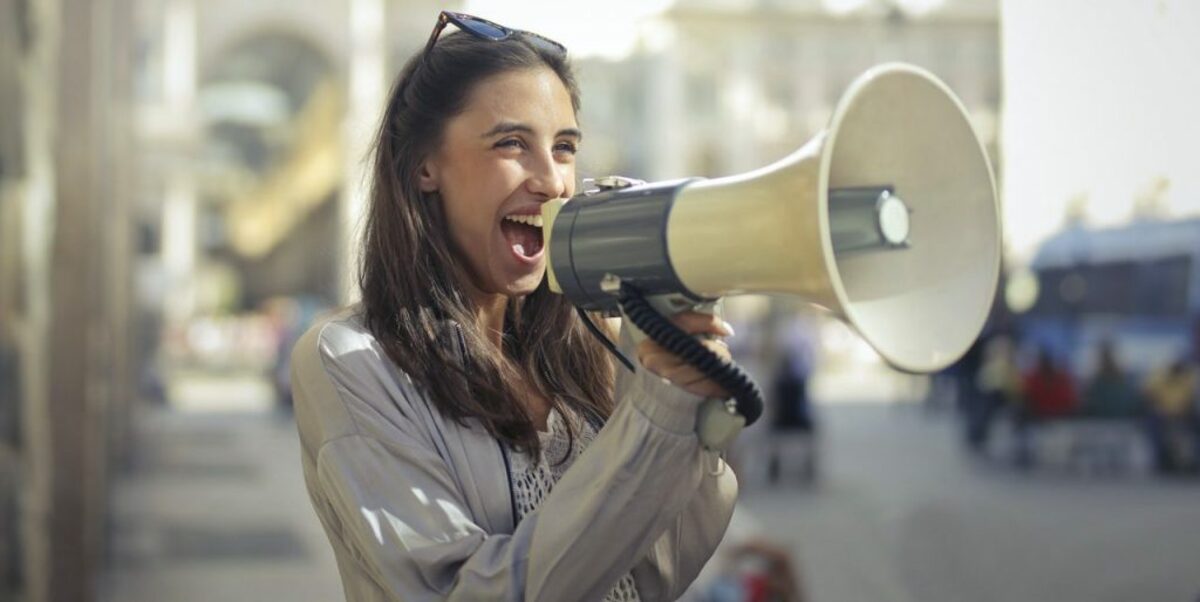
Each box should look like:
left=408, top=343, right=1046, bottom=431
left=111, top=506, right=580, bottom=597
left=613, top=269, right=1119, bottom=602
left=524, top=149, right=569, bottom=200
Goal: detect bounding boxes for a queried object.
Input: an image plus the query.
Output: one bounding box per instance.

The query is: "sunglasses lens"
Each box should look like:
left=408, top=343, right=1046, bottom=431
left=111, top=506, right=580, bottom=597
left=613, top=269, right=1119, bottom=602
left=527, top=35, right=566, bottom=55
left=431, top=13, right=567, bottom=56
left=461, top=19, right=507, bottom=40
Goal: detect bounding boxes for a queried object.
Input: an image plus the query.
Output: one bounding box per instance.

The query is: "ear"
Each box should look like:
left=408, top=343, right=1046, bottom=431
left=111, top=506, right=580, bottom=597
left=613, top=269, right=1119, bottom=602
left=418, top=159, right=440, bottom=193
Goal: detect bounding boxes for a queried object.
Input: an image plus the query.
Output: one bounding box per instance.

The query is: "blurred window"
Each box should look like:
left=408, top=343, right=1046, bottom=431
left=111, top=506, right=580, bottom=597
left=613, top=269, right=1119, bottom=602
left=1134, top=255, right=1191, bottom=317
left=1031, top=255, right=1192, bottom=318
left=1083, top=261, right=1135, bottom=314
left=1031, top=267, right=1085, bottom=316
left=686, top=71, right=717, bottom=118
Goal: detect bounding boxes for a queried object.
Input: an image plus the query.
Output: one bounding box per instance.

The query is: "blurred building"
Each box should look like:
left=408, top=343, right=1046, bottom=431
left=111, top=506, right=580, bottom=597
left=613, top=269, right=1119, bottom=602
left=2, top=1, right=140, bottom=600
left=577, top=0, right=999, bottom=182
left=135, top=0, right=453, bottom=322
left=1, top=1, right=455, bottom=600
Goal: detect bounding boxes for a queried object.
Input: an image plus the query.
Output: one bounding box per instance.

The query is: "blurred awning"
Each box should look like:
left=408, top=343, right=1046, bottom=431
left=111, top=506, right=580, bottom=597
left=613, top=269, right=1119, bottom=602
left=224, top=79, right=343, bottom=259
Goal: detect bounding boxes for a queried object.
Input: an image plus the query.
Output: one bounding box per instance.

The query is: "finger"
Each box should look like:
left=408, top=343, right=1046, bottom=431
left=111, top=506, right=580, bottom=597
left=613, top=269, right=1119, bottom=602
left=668, top=311, right=735, bottom=338
left=641, top=352, right=705, bottom=385
left=639, top=339, right=732, bottom=377
left=685, top=379, right=733, bottom=399
left=704, top=338, right=732, bottom=362
left=654, top=361, right=729, bottom=398
left=637, top=334, right=730, bottom=362
left=643, top=351, right=735, bottom=398
left=636, top=339, right=666, bottom=366
left=657, top=361, right=707, bottom=385
left=644, top=359, right=732, bottom=399
left=639, top=352, right=666, bottom=376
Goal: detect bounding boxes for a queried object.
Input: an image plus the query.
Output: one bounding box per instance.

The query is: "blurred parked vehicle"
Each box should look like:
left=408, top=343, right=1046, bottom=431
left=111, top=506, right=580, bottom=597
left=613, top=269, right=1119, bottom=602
left=972, top=217, right=1200, bottom=472
left=1019, top=217, right=1200, bottom=381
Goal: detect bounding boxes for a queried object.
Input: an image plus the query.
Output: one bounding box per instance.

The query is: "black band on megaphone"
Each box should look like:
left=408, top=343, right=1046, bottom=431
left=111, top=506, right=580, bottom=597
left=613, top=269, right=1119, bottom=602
left=616, top=282, right=764, bottom=426
left=549, top=179, right=703, bottom=311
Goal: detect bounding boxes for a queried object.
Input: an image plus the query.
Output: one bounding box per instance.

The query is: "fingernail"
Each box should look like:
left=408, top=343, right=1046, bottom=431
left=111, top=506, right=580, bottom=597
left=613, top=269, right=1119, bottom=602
left=721, top=320, right=736, bottom=337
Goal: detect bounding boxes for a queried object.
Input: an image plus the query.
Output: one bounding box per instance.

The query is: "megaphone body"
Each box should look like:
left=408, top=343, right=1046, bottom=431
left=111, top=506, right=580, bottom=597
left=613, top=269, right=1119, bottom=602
left=541, top=63, right=1001, bottom=377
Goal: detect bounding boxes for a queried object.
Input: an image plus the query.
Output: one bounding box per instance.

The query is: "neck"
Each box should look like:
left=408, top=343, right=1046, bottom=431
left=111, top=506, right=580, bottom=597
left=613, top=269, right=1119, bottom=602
left=470, top=290, right=509, bottom=351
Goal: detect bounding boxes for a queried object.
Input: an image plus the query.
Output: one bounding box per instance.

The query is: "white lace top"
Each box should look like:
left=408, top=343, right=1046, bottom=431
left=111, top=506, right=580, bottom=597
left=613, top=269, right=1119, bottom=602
left=508, top=407, right=642, bottom=602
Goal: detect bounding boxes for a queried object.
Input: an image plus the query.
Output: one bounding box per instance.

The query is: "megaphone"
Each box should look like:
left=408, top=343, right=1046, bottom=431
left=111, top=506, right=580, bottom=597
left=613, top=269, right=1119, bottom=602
left=541, top=63, right=1000, bottom=433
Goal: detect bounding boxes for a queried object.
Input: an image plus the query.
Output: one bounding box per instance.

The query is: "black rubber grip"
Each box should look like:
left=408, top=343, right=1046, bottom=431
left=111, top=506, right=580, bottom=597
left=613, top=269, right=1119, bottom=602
left=617, top=282, right=764, bottom=426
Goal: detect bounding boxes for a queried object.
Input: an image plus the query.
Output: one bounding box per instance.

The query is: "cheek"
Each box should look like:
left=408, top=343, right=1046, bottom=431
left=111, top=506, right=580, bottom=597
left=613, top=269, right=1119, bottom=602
left=562, top=165, right=577, bottom=196
left=443, top=195, right=489, bottom=247
left=440, top=184, right=498, bottom=258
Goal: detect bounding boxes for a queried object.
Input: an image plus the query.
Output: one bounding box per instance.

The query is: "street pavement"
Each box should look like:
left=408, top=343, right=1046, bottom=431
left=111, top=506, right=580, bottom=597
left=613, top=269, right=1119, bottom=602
left=733, top=403, right=1200, bottom=602
left=100, top=405, right=344, bottom=602
left=100, top=394, right=1200, bottom=601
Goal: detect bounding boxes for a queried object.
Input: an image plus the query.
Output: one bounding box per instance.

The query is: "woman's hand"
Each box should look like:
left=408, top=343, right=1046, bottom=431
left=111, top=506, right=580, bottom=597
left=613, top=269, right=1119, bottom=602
left=636, top=311, right=735, bottom=399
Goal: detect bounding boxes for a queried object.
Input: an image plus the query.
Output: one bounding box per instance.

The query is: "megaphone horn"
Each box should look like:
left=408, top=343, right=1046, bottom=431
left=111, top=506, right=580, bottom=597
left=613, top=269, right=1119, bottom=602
left=542, top=62, right=1001, bottom=423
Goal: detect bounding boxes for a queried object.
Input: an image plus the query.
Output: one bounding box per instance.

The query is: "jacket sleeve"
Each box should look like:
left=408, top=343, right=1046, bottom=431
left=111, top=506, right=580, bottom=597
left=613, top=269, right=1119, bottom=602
left=298, top=321, right=738, bottom=601
left=629, top=460, right=737, bottom=600
left=618, top=324, right=740, bottom=601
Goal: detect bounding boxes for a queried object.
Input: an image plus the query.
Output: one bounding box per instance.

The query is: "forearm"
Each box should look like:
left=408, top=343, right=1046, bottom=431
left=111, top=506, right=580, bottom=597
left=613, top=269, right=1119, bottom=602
left=633, top=463, right=738, bottom=601
left=522, top=366, right=718, bottom=600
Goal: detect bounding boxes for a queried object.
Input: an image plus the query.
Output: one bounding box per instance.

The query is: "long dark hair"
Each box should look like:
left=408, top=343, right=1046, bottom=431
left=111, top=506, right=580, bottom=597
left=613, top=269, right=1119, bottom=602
left=359, top=31, right=615, bottom=461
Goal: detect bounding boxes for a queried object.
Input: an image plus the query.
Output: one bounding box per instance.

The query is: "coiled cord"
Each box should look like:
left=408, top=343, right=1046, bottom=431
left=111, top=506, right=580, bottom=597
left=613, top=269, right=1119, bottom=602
left=617, top=282, right=764, bottom=426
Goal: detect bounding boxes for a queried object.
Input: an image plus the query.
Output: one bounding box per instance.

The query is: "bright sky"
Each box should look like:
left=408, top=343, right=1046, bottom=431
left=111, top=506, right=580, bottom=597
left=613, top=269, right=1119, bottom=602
left=1002, top=0, right=1200, bottom=262
left=463, top=0, right=952, bottom=57
left=463, top=0, right=676, bottom=59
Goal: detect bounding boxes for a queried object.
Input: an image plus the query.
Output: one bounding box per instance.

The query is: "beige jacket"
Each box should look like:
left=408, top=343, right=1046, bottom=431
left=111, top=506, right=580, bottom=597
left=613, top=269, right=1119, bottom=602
left=290, top=309, right=738, bottom=601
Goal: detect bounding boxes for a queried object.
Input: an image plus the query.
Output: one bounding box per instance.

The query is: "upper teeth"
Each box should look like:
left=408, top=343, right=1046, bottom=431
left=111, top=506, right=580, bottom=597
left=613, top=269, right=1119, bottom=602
left=504, top=214, right=544, bottom=227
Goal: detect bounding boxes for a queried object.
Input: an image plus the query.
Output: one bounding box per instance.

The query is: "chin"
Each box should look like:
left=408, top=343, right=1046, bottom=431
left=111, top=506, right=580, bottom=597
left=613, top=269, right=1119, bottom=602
left=502, top=268, right=547, bottom=298
left=506, top=276, right=545, bottom=298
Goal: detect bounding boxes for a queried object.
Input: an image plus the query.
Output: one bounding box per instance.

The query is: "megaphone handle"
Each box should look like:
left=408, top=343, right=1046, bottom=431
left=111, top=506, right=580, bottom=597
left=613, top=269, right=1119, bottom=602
left=616, top=284, right=764, bottom=432
left=619, top=295, right=746, bottom=451
left=622, top=294, right=720, bottom=346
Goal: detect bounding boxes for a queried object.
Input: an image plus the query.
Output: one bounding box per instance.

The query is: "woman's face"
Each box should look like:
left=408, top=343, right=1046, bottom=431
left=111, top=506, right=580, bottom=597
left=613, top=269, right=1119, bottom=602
left=420, top=66, right=579, bottom=303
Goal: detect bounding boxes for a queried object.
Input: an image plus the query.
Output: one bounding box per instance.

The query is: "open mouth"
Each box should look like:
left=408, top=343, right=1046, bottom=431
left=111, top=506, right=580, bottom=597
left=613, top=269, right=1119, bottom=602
left=500, top=214, right=544, bottom=259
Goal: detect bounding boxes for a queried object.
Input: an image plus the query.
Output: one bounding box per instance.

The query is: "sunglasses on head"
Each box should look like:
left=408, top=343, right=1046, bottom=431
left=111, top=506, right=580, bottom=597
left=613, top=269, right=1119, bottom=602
left=422, top=11, right=567, bottom=59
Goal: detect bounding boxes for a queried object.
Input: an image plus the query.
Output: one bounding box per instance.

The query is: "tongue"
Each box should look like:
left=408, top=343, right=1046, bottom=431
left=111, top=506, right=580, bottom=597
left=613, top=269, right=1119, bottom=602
left=500, top=220, right=543, bottom=257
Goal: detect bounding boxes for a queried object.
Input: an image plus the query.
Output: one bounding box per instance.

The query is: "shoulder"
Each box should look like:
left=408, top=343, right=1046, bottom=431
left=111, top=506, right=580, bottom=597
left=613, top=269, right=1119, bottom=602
left=291, top=306, right=387, bottom=395
left=292, top=306, right=376, bottom=364
left=290, top=306, right=436, bottom=453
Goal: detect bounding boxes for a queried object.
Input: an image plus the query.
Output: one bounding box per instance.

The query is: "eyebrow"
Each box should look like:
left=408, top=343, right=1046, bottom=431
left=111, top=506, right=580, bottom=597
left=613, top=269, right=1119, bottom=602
left=481, top=121, right=583, bottom=142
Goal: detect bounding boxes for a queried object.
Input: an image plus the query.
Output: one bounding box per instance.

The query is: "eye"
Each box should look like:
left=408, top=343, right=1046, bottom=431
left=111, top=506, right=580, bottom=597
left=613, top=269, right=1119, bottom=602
left=554, top=140, right=579, bottom=155
left=495, top=138, right=525, bottom=150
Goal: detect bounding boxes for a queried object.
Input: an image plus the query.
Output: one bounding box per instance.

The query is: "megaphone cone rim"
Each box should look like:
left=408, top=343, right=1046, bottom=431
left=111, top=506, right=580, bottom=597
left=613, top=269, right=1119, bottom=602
left=817, top=62, right=1002, bottom=373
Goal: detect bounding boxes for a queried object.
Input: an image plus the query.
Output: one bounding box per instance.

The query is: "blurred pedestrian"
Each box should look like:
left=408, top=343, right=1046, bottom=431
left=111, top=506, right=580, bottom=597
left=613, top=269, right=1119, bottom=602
left=262, top=296, right=301, bottom=410
left=702, top=539, right=805, bottom=602
left=767, top=317, right=818, bottom=484
left=1081, top=340, right=1139, bottom=419
left=1022, top=347, right=1078, bottom=419
left=1013, top=347, right=1078, bottom=467
left=956, top=335, right=986, bottom=412
left=1143, top=356, right=1198, bottom=473
left=729, top=540, right=805, bottom=602
left=969, top=334, right=1020, bottom=453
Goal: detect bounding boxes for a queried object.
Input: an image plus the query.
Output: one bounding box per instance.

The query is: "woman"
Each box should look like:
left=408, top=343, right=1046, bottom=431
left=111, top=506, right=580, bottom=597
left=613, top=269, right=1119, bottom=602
left=290, top=12, right=740, bottom=601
